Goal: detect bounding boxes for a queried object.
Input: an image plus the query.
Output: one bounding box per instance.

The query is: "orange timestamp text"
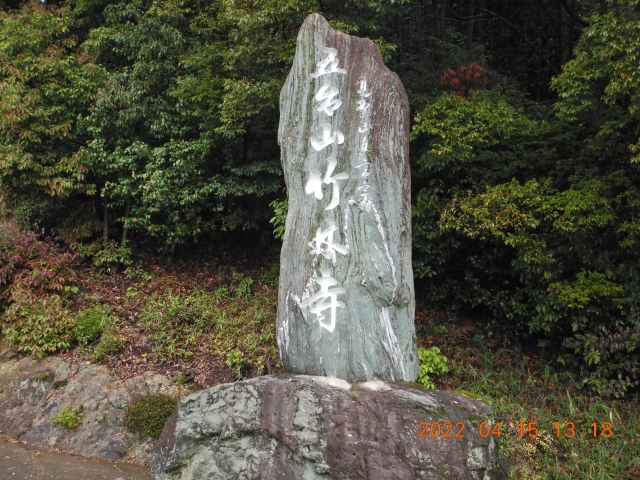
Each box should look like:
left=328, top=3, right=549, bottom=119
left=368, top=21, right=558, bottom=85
left=417, top=421, right=614, bottom=439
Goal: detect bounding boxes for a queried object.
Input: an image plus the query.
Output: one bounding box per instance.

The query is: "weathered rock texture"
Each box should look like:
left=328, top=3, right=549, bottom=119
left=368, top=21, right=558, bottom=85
left=152, top=375, right=505, bottom=480
left=278, top=13, right=417, bottom=382
left=0, top=350, right=187, bottom=464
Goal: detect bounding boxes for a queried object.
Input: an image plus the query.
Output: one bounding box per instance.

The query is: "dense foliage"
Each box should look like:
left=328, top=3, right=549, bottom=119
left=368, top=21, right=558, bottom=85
left=1, top=0, right=639, bottom=396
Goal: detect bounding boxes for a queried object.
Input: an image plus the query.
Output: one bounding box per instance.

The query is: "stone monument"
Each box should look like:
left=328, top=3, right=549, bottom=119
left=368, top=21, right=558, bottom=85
left=277, top=13, right=418, bottom=383
left=152, top=14, right=504, bottom=479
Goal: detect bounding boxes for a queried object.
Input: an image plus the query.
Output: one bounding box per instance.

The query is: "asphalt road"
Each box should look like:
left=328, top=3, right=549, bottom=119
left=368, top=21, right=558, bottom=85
left=0, top=435, right=153, bottom=480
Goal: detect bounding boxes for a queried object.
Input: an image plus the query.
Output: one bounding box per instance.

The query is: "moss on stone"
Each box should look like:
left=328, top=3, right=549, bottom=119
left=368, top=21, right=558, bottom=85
left=33, top=371, right=52, bottom=382
left=412, top=405, right=437, bottom=415
left=456, top=390, right=491, bottom=403
left=124, top=394, right=177, bottom=438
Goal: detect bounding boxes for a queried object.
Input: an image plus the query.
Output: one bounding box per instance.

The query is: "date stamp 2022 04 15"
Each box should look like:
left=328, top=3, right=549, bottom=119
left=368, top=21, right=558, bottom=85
left=417, top=421, right=613, bottom=439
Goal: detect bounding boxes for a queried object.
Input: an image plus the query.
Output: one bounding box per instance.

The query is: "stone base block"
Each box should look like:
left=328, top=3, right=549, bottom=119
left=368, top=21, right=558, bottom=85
left=152, top=375, right=505, bottom=479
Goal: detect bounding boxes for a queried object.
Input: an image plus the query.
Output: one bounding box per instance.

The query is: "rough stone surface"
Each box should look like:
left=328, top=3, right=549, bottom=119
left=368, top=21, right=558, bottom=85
left=278, top=13, right=417, bottom=383
left=152, top=375, right=505, bottom=480
left=0, top=349, right=187, bottom=465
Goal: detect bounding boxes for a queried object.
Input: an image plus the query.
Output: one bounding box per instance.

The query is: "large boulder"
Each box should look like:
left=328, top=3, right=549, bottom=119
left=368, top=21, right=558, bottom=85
left=152, top=375, right=505, bottom=479
left=278, top=13, right=417, bottom=383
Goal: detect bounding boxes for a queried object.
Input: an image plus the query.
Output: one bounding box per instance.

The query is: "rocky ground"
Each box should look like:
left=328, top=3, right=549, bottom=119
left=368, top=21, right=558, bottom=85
left=0, top=343, right=188, bottom=467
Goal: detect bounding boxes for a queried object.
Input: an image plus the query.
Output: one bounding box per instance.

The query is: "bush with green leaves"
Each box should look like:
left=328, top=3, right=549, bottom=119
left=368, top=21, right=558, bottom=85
left=51, top=405, right=83, bottom=429
left=1, top=289, right=74, bottom=357
left=138, top=289, right=214, bottom=359
left=90, top=240, right=133, bottom=273
left=226, top=349, right=246, bottom=380
left=92, top=324, right=125, bottom=363
left=257, top=263, right=279, bottom=286
left=124, top=395, right=177, bottom=438
left=231, top=271, right=254, bottom=299
left=173, top=375, right=188, bottom=385
left=72, top=304, right=112, bottom=345
left=416, top=347, right=449, bottom=389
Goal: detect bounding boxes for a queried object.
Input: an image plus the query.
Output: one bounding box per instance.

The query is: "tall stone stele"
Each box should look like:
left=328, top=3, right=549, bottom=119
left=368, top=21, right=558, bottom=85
left=277, top=13, right=418, bottom=383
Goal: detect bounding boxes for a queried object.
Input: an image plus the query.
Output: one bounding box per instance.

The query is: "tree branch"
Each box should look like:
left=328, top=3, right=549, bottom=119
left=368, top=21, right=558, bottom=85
left=476, top=6, right=559, bottom=74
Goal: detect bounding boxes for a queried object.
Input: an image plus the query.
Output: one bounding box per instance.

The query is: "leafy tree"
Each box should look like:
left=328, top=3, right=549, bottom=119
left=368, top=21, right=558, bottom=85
left=410, top=1, right=640, bottom=396
left=78, top=0, right=195, bottom=249
left=168, top=0, right=404, bottom=241
left=551, top=0, right=640, bottom=163
left=0, top=2, right=102, bottom=199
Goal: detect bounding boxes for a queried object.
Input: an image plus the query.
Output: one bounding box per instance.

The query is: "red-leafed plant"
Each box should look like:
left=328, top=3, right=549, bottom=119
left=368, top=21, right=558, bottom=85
left=1, top=216, right=77, bottom=357
left=0, top=228, right=76, bottom=297
left=440, top=62, right=489, bottom=98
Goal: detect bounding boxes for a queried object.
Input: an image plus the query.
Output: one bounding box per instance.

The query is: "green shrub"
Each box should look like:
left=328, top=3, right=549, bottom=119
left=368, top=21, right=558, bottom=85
left=0, top=219, right=20, bottom=251
left=124, top=395, right=177, bottom=438
left=92, top=324, right=125, bottom=362
left=51, top=405, right=83, bottom=429
left=90, top=240, right=133, bottom=273
left=226, top=349, right=245, bottom=380
left=77, top=240, right=101, bottom=260
left=231, top=271, right=253, bottom=299
left=417, top=346, right=449, bottom=389
left=1, top=289, right=74, bottom=357
left=72, top=304, right=111, bottom=345
left=124, top=265, right=154, bottom=281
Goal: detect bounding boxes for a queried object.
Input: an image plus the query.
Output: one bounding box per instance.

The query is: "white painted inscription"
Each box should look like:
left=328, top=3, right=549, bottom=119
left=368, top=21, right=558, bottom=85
left=310, top=47, right=347, bottom=78
left=315, top=78, right=343, bottom=116
left=308, top=219, right=349, bottom=261
left=305, top=156, right=349, bottom=210
left=310, top=122, right=344, bottom=152
left=303, top=47, right=350, bottom=332
left=300, top=268, right=346, bottom=333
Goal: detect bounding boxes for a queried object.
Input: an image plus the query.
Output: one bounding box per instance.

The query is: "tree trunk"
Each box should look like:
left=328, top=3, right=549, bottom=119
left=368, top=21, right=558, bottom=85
left=169, top=242, right=176, bottom=265
left=103, top=198, right=109, bottom=244
left=567, top=0, right=575, bottom=61
left=477, top=0, right=485, bottom=44
left=466, top=0, right=475, bottom=51
left=416, top=1, right=424, bottom=62
left=560, top=0, right=569, bottom=65
left=121, top=196, right=131, bottom=247
left=443, top=0, right=450, bottom=40
left=397, top=15, right=403, bottom=66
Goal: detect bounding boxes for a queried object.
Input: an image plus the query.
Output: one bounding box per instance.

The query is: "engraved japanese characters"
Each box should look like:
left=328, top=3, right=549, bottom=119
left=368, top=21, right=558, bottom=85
left=277, top=13, right=418, bottom=383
